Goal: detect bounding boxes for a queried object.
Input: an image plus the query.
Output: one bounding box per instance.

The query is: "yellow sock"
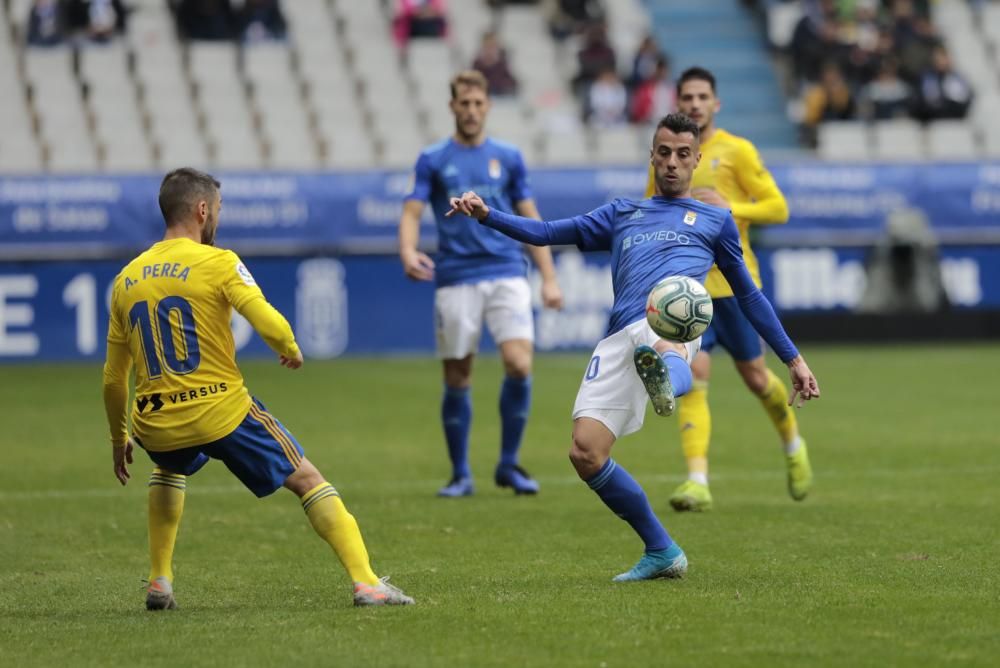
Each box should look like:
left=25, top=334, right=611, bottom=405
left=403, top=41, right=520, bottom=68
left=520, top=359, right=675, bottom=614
left=758, top=368, right=799, bottom=446
left=677, top=381, right=711, bottom=471
left=302, top=482, right=379, bottom=586
left=148, top=469, right=186, bottom=583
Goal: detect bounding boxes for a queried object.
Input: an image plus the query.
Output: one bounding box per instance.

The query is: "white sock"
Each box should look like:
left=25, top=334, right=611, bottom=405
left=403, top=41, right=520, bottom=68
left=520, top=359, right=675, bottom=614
left=688, top=472, right=708, bottom=486
left=784, top=436, right=801, bottom=456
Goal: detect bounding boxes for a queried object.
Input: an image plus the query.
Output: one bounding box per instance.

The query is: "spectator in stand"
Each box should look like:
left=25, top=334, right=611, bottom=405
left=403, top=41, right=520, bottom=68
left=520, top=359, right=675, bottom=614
left=628, top=35, right=664, bottom=89
left=861, top=56, right=911, bottom=120
left=630, top=56, right=674, bottom=124
left=545, top=0, right=605, bottom=41
left=789, top=0, right=842, bottom=83
left=840, top=0, right=883, bottom=85
left=802, top=61, right=855, bottom=132
left=586, top=67, right=627, bottom=127
left=891, top=0, right=939, bottom=82
left=237, top=0, right=287, bottom=43
left=26, top=0, right=65, bottom=47
left=393, top=0, right=448, bottom=48
left=175, top=0, right=235, bottom=41
left=472, top=31, right=518, bottom=97
left=573, top=20, right=616, bottom=98
left=62, top=0, right=127, bottom=43
left=912, top=44, right=973, bottom=121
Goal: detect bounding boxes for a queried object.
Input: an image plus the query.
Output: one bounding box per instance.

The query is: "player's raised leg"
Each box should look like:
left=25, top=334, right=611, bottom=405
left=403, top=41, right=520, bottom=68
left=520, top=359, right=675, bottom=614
left=495, top=338, right=539, bottom=494
left=146, top=467, right=186, bottom=610
left=735, top=356, right=812, bottom=500
left=569, top=417, right=687, bottom=581
left=440, top=356, right=475, bottom=496
left=285, top=458, right=414, bottom=606
left=671, top=351, right=714, bottom=512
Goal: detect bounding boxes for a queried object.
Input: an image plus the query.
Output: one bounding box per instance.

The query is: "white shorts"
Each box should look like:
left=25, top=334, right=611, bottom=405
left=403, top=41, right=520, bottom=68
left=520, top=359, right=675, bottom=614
left=572, top=319, right=701, bottom=439
left=435, top=276, right=534, bottom=359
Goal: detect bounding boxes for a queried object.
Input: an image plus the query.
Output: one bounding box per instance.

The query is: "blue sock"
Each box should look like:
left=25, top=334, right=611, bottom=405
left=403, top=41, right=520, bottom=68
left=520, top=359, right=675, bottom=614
left=499, top=375, right=531, bottom=468
left=586, top=458, right=673, bottom=552
left=441, top=386, right=472, bottom=479
left=663, top=351, right=692, bottom=397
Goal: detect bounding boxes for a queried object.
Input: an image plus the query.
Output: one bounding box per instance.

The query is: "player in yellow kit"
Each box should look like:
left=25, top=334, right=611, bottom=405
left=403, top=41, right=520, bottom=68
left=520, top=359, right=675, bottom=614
left=645, top=68, right=812, bottom=511
left=102, top=168, right=413, bottom=608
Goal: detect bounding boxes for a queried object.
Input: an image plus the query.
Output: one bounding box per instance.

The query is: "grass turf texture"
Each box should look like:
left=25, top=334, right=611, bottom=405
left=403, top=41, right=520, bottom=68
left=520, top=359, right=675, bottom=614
left=1, top=344, right=998, bottom=667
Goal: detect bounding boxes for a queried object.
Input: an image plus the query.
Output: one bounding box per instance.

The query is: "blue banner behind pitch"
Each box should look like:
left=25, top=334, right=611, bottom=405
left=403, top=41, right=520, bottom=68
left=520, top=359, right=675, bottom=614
left=2, top=246, right=997, bottom=361
left=3, top=162, right=1000, bottom=257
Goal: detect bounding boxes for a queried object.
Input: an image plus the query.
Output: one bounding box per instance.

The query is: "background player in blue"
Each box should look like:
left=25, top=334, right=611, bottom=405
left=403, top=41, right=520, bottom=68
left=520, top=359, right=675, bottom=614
left=398, top=70, right=564, bottom=498
left=446, top=113, right=821, bottom=581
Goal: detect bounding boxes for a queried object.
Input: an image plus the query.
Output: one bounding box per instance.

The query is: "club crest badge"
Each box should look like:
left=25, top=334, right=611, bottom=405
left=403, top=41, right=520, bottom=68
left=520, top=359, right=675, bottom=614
left=488, top=158, right=502, bottom=179
left=683, top=211, right=697, bottom=226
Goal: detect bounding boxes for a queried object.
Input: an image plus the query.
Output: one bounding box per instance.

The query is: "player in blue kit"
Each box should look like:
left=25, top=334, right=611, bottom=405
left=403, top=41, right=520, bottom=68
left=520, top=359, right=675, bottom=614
left=399, top=70, right=563, bottom=497
left=447, top=113, right=820, bottom=581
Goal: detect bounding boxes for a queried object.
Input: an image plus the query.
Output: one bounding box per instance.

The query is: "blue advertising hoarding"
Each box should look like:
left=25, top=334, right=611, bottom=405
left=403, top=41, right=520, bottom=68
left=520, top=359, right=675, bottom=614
left=1, top=246, right=996, bottom=361
left=3, top=162, right=1000, bottom=259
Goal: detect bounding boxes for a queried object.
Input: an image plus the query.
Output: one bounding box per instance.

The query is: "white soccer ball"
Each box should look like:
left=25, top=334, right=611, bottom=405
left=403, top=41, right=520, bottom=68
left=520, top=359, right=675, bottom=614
left=645, top=275, right=713, bottom=342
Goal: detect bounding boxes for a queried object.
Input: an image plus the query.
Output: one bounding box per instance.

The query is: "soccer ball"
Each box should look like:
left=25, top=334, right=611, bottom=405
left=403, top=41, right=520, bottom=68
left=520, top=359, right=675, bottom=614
left=645, top=275, right=713, bottom=342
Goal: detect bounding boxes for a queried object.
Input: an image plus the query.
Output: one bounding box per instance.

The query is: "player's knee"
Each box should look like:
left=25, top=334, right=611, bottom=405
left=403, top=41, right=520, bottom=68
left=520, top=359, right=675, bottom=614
left=568, top=440, right=603, bottom=479
left=503, top=356, right=531, bottom=379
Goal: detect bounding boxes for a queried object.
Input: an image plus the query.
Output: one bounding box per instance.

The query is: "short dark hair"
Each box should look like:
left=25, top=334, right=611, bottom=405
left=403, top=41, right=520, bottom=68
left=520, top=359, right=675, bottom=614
left=655, top=113, right=700, bottom=140
left=676, top=66, right=716, bottom=95
left=450, top=70, right=489, bottom=99
left=158, top=168, right=220, bottom=227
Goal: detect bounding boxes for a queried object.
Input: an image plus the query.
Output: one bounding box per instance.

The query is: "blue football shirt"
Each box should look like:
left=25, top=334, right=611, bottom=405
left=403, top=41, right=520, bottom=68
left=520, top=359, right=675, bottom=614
left=406, top=137, right=532, bottom=287
left=480, top=195, right=799, bottom=361
left=569, top=197, right=740, bottom=335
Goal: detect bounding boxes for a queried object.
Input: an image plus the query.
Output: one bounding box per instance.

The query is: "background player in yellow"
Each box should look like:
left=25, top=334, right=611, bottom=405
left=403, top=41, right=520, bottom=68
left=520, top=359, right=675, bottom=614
left=644, top=68, right=812, bottom=511
left=102, top=168, right=413, bottom=609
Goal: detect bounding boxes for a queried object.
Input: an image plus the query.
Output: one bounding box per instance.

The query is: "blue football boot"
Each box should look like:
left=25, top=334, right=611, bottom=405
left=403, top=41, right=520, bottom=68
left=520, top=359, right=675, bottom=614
left=613, top=543, right=688, bottom=582
left=437, top=476, right=474, bottom=497
left=634, top=345, right=676, bottom=417
left=494, top=464, right=540, bottom=495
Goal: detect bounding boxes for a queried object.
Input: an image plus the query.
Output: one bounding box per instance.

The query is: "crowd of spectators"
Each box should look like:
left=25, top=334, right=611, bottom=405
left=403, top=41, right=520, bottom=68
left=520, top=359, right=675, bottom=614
left=23, top=0, right=291, bottom=46
left=21, top=0, right=673, bottom=133
left=26, top=0, right=127, bottom=47
left=788, top=0, right=974, bottom=143
left=171, top=0, right=287, bottom=43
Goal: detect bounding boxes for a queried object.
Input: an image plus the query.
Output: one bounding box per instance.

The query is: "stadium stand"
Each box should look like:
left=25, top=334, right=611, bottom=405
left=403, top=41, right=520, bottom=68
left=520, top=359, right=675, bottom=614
left=3, top=0, right=998, bottom=174
left=765, top=0, right=992, bottom=159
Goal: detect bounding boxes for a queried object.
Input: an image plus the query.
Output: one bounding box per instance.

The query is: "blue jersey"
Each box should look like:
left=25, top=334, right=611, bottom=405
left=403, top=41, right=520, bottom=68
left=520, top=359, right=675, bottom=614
left=406, top=137, right=532, bottom=287
left=480, top=195, right=799, bottom=362
left=568, top=197, right=738, bottom=335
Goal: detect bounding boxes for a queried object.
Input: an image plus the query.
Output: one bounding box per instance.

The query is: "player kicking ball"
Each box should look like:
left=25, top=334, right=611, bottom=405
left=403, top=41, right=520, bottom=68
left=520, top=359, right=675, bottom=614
left=446, top=114, right=820, bottom=581
left=102, top=168, right=413, bottom=609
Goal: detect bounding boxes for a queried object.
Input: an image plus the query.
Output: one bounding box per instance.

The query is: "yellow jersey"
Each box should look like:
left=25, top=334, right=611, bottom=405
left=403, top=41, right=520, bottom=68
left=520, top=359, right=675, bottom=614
left=104, top=238, right=298, bottom=451
left=645, top=128, right=788, bottom=297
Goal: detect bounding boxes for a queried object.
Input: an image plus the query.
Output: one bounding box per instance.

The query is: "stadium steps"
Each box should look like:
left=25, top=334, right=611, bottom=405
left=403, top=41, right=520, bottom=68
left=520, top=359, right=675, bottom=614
left=643, top=0, right=798, bottom=149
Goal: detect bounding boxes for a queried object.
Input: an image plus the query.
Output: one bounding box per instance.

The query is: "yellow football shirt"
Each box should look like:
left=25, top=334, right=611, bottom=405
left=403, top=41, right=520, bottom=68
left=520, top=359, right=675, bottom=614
left=104, top=238, right=296, bottom=451
left=645, top=128, right=789, bottom=297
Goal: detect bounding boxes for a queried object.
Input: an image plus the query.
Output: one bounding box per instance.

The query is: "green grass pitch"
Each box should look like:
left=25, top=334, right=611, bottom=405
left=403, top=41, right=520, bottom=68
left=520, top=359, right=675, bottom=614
left=1, top=344, right=998, bottom=667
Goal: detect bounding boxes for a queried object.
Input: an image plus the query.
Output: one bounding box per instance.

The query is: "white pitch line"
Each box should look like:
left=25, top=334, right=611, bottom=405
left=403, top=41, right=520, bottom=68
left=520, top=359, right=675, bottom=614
left=1, top=467, right=998, bottom=502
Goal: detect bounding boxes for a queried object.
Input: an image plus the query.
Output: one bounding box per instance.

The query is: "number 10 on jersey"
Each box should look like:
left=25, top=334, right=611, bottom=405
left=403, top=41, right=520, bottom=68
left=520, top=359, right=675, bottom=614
left=128, top=296, right=201, bottom=378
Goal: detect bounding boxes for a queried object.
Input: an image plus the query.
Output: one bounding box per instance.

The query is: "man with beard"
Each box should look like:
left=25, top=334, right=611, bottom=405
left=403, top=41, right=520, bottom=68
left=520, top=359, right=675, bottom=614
left=399, top=70, right=563, bottom=498
left=645, top=67, right=813, bottom=512
left=102, top=168, right=413, bottom=610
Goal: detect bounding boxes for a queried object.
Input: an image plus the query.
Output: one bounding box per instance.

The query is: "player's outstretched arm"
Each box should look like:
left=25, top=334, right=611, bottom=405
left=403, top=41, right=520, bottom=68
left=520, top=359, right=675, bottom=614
left=446, top=191, right=591, bottom=247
